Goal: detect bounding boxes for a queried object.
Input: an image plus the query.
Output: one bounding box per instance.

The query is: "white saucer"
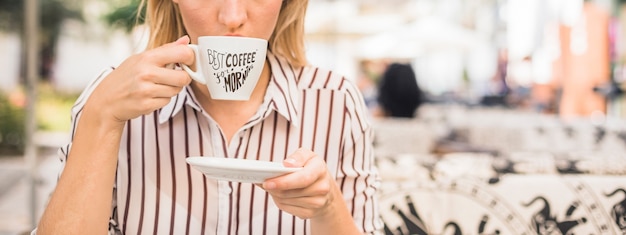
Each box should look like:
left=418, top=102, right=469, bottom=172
left=186, top=156, right=301, bottom=183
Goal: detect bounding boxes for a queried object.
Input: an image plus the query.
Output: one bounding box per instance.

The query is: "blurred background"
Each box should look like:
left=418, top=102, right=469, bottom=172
left=2, top=0, right=626, bottom=234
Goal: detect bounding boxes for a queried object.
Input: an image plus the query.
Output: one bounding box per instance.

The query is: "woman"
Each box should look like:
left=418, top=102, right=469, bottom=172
left=36, top=0, right=382, bottom=234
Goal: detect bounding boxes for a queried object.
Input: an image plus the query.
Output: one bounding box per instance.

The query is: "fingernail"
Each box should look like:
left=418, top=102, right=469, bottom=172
left=176, top=35, right=189, bottom=43
left=264, top=182, right=276, bottom=189
left=284, top=158, right=296, bottom=165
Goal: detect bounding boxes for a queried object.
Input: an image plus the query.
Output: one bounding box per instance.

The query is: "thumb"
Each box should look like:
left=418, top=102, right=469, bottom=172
left=283, top=148, right=314, bottom=167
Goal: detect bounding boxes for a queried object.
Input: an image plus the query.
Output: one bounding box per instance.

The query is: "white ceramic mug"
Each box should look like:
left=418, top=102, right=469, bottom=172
left=182, top=36, right=268, bottom=100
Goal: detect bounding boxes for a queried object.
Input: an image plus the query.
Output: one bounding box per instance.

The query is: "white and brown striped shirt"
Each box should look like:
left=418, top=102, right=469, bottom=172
left=58, top=52, right=383, bottom=234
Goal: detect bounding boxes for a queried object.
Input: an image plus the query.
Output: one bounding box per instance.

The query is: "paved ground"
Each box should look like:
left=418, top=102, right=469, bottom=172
left=0, top=132, right=65, bottom=235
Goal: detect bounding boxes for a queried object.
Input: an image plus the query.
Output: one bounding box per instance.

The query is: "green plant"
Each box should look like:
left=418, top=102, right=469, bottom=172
left=0, top=0, right=84, bottom=80
left=0, top=92, right=26, bottom=156
left=37, top=83, right=79, bottom=132
left=0, top=83, right=80, bottom=156
left=104, top=0, right=145, bottom=33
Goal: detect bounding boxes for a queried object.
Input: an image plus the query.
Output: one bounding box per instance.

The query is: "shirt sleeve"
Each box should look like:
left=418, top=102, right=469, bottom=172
left=108, top=184, right=121, bottom=235
left=337, top=79, right=385, bottom=234
left=32, top=67, right=121, bottom=234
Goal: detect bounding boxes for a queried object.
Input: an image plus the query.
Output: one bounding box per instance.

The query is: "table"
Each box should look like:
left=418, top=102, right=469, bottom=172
left=376, top=154, right=626, bottom=235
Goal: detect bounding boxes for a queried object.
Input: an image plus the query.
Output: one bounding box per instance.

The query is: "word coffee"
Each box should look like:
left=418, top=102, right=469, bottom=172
left=207, top=50, right=258, bottom=93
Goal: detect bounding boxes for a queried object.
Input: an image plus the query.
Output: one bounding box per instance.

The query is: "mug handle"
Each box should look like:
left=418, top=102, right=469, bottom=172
left=181, top=44, right=206, bottom=84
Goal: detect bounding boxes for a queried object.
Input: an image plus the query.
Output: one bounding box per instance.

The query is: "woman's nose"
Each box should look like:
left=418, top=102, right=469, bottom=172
left=218, top=0, right=247, bottom=30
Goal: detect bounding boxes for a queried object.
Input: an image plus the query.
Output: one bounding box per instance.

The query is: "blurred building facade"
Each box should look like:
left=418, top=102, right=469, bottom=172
left=2, top=0, right=625, bottom=118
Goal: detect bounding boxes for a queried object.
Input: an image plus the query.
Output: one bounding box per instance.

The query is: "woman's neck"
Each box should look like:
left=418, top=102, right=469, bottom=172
left=191, top=61, right=271, bottom=143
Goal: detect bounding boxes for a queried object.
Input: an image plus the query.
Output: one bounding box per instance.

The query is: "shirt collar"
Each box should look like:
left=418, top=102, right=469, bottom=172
left=158, top=52, right=301, bottom=127
left=158, top=86, right=202, bottom=124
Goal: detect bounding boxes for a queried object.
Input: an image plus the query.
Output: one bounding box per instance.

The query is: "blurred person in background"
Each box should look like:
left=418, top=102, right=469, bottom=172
left=481, top=48, right=512, bottom=107
left=377, top=62, right=424, bottom=118
left=34, top=0, right=382, bottom=234
left=492, top=48, right=512, bottom=98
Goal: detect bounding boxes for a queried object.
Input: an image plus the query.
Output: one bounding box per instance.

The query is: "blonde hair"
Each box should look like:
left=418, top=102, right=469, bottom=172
left=139, top=0, right=309, bottom=67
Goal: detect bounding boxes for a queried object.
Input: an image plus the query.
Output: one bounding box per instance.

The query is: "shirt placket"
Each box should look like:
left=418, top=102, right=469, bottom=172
left=208, top=122, right=232, bottom=235
left=213, top=122, right=249, bottom=234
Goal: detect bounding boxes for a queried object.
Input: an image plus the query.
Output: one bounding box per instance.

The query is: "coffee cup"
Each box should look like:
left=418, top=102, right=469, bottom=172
left=182, top=36, right=268, bottom=100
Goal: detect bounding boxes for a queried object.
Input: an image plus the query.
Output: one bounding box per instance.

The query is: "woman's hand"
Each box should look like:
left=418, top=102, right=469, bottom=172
left=86, top=35, right=195, bottom=127
left=261, top=148, right=337, bottom=219
left=261, top=148, right=361, bottom=234
left=260, top=148, right=334, bottom=219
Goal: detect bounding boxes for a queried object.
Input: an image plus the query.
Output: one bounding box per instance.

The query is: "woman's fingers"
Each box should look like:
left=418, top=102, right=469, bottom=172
left=271, top=188, right=334, bottom=220
left=274, top=196, right=331, bottom=209
left=259, top=148, right=339, bottom=219
left=173, top=35, right=190, bottom=45
left=151, top=68, right=192, bottom=89
left=143, top=36, right=195, bottom=68
left=264, top=174, right=329, bottom=199
left=143, top=82, right=185, bottom=99
left=83, top=36, right=196, bottom=124
left=264, top=151, right=326, bottom=191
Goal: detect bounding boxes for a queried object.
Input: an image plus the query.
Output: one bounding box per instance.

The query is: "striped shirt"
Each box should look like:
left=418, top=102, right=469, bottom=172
left=59, top=52, right=384, bottom=234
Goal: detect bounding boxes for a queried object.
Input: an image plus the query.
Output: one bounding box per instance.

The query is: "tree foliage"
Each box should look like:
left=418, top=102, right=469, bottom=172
left=0, top=0, right=83, bottom=34
left=0, top=0, right=84, bottom=80
left=104, top=0, right=145, bottom=32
